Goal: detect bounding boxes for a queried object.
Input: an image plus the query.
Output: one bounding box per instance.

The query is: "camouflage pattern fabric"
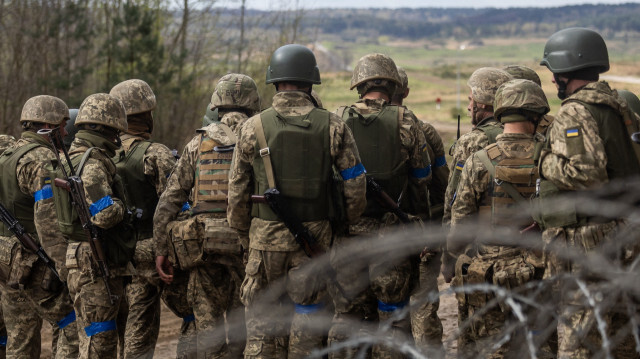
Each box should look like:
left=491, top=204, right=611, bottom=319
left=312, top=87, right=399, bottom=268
left=4, top=134, right=79, bottom=358
left=210, top=73, right=261, bottom=115
left=228, top=90, right=367, bottom=358
left=409, top=253, right=444, bottom=358
left=0, top=290, right=6, bottom=359
left=118, top=134, right=175, bottom=359
left=0, top=286, right=42, bottom=359
left=448, top=133, right=552, bottom=358
left=75, top=93, right=128, bottom=132
left=154, top=111, right=250, bottom=358
left=0, top=135, right=15, bottom=155
left=442, top=117, right=503, bottom=226
left=539, top=81, right=637, bottom=358
left=161, top=268, right=197, bottom=359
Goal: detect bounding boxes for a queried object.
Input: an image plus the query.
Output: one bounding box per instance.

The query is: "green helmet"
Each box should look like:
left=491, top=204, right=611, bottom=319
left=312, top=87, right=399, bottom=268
left=540, top=27, right=609, bottom=74
left=109, top=79, right=156, bottom=116
left=63, top=109, right=79, bottom=148
left=351, top=53, right=400, bottom=96
left=203, top=105, right=218, bottom=127
left=619, top=90, right=640, bottom=117
left=266, top=44, right=321, bottom=85
left=494, top=79, right=550, bottom=123
left=393, top=66, right=409, bottom=98
left=468, top=67, right=513, bottom=106
left=211, top=73, right=260, bottom=115
left=76, top=93, right=128, bottom=132
left=20, top=95, right=69, bottom=125
left=502, top=65, right=541, bottom=86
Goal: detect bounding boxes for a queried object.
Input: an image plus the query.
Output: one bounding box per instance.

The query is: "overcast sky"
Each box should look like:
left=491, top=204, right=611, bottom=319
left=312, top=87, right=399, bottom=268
left=234, top=0, right=634, bottom=10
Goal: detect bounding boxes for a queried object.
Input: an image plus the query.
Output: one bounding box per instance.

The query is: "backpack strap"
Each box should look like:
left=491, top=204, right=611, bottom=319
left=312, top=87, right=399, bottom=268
left=476, top=148, right=526, bottom=204
left=77, top=147, right=98, bottom=177
left=336, top=106, right=348, bottom=119
left=254, top=116, right=276, bottom=189
left=218, top=123, right=237, bottom=144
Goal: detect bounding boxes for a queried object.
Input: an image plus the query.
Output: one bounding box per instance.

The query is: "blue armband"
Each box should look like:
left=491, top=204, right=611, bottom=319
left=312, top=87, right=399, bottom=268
left=34, top=184, right=53, bottom=202
left=295, top=303, right=323, bottom=314
left=434, top=155, right=447, bottom=168
left=378, top=300, right=408, bottom=312
left=411, top=166, right=431, bottom=179
left=57, top=310, right=76, bottom=329
left=340, top=163, right=366, bottom=180
left=89, top=196, right=114, bottom=216
left=85, top=320, right=116, bottom=337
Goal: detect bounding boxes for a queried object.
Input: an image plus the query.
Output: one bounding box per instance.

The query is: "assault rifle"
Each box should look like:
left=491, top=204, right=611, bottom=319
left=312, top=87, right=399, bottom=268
left=38, top=128, right=117, bottom=305
left=449, top=115, right=461, bottom=156
left=251, top=188, right=324, bottom=257
left=366, top=177, right=411, bottom=224
left=0, top=202, right=61, bottom=281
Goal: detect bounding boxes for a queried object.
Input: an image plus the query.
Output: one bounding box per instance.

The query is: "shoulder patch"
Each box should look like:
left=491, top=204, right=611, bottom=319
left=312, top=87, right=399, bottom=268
left=566, top=127, right=580, bottom=138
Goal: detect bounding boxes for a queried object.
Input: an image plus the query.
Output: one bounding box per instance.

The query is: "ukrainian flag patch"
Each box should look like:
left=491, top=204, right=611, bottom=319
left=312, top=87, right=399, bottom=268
left=566, top=128, right=580, bottom=138
left=455, top=162, right=464, bottom=171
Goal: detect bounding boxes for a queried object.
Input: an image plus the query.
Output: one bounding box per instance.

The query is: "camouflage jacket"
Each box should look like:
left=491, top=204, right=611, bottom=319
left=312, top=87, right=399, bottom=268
left=447, top=133, right=535, bottom=257
left=540, top=81, right=629, bottom=190
left=228, top=90, right=367, bottom=251
left=154, top=111, right=248, bottom=256
left=0, top=135, right=16, bottom=155
left=443, top=116, right=503, bottom=226
left=120, top=134, right=176, bottom=199
left=67, top=134, right=125, bottom=229
left=412, top=111, right=449, bottom=207
left=341, top=98, right=431, bottom=220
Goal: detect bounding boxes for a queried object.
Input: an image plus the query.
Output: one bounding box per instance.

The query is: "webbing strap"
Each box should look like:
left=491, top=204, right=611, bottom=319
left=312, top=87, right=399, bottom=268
left=77, top=147, right=97, bottom=177
left=476, top=149, right=526, bottom=204
left=254, top=116, right=276, bottom=189
left=218, top=123, right=237, bottom=144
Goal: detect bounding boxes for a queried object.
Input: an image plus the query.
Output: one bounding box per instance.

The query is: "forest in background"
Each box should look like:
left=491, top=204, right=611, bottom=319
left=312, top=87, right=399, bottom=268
left=1, top=1, right=640, bottom=149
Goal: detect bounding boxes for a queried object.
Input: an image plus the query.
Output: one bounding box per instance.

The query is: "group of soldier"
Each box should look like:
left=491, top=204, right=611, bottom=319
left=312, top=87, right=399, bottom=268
left=0, top=25, right=638, bottom=359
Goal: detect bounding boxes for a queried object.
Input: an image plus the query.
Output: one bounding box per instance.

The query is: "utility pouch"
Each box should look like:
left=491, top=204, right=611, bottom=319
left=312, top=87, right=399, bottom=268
left=0, top=237, right=18, bottom=284
left=7, top=248, right=38, bottom=290
left=167, top=216, right=205, bottom=270
left=535, top=180, right=577, bottom=229
left=492, top=255, right=535, bottom=312
left=202, top=217, right=241, bottom=255
left=465, top=257, right=494, bottom=308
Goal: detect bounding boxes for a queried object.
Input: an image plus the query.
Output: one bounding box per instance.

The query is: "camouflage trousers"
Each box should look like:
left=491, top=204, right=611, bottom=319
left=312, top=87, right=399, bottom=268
left=117, top=238, right=162, bottom=359
left=543, top=221, right=638, bottom=359
left=241, top=248, right=331, bottom=359
left=162, top=268, right=196, bottom=359
left=409, top=253, right=444, bottom=359
left=0, top=245, right=78, bottom=359
left=66, top=242, right=125, bottom=359
left=0, top=292, right=5, bottom=359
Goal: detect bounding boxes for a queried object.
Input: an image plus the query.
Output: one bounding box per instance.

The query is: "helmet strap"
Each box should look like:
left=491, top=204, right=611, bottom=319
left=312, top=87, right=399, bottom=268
left=554, top=73, right=569, bottom=100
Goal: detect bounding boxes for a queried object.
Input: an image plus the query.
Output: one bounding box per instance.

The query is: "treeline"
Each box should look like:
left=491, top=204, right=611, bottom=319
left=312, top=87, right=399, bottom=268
left=0, top=0, right=303, bottom=149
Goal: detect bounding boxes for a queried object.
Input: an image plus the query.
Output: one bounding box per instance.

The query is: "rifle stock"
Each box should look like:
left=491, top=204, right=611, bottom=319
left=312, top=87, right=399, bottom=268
left=0, top=202, right=61, bottom=282
left=366, top=177, right=411, bottom=224
left=39, top=128, right=117, bottom=305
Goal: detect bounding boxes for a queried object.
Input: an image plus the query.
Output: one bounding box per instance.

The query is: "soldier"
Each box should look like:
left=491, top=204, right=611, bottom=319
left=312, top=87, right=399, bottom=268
left=0, top=96, right=80, bottom=359
left=227, top=44, right=367, bottom=359
left=333, top=53, right=431, bottom=359
left=390, top=66, right=445, bottom=357
left=441, top=67, right=512, bottom=355
left=0, top=135, right=14, bottom=359
left=538, top=27, right=640, bottom=358
left=54, top=93, right=133, bottom=359
left=442, top=67, right=512, bottom=227
left=502, top=65, right=555, bottom=135
left=154, top=73, right=261, bottom=358
left=109, top=79, right=177, bottom=359
left=446, top=79, right=553, bottom=358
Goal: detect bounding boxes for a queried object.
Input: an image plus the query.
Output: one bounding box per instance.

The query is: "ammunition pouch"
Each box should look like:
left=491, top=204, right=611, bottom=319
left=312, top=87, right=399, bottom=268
left=0, top=237, right=18, bottom=285
left=534, top=179, right=577, bottom=230
left=7, top=247, right=38, bottom=290
left=168, top=214, right=241, bottom=271
left=465, top=257, right=494, bottom=308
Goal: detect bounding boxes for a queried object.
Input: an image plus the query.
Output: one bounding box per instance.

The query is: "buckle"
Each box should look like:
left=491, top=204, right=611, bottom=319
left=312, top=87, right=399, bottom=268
left=259, top=147, right=270, bottom=157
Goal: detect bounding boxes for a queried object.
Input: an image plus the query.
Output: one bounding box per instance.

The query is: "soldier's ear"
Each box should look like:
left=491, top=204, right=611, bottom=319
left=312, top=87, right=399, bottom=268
left=403, top=88, right=410, bottom=99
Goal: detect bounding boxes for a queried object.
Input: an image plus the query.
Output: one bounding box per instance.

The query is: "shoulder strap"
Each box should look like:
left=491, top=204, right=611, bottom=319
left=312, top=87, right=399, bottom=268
left=77, top=147, right=98, bottom=177
left=476, top=149, right=526, bottom=204
left=218, top=123, right=237, bottom=144
left=337, top=106, right=348, bottom=119
left=398, top=106, right=405, bottom=124
left=254, top=115, right=276, bottom=189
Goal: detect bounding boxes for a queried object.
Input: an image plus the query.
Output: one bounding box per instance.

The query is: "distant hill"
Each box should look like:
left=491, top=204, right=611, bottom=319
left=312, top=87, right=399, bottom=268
left=225, top=4, right=640, bottom=40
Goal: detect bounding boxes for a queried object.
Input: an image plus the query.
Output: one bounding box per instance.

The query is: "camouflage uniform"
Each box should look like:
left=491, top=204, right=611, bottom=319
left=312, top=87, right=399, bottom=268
left=0, top=135, right=15, bottom=155
left=0, top=106, right=79, bottom=358
left=118, top=134, right=175, bottom=358
left=228, top=90, right=367, bottom=359
left=154, top=112, right=251, bottom=359
left=539, top=81, right=640, bottom=358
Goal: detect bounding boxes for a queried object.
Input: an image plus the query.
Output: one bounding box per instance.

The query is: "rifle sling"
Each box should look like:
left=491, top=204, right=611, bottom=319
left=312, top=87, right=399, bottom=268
left=476, top=149, right=526, bottom=204
left=77, top=147, right=98, bottom=177
left=254, top=116, right=276, bottom=189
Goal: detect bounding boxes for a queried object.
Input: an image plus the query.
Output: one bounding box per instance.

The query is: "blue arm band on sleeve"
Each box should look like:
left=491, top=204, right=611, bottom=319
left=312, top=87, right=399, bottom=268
left=340, top=163, right=366, bottom=180
left=181, top=202, right=191, bottom=212
left=377, top=300, right=408, bottom=312
left=84, top=320, right=116, bottom=337
left=434, top=155, right=447, bottom=167
left=89, top=196, right=114, bottom=216
left=182, top=314, right=195, bottom=323
left=411, top=166, right=431, bottom=179
left=34, top=184, right=53, bottom=202
left=295, top=303, right=323, bottom=314
left=57, top=310, right=76, bottom=329
left=0, top=335, right=6, bottom=346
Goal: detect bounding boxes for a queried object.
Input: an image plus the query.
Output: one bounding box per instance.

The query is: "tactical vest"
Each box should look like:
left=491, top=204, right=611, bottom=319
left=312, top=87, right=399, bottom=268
left=191, top=130, right=234, bottom=214
left=252, top=107, right=332, bottom=222
left=537, top=99, right=640, bottom=228
left=476, top=143, right=538, bottom=228
left=476, top=120, right=504, bottom=146
left=0, top=143, right=40, bottom=236
left=342, top=104, right=407, bottom=218
left=113, top=140, right=156, bottom=239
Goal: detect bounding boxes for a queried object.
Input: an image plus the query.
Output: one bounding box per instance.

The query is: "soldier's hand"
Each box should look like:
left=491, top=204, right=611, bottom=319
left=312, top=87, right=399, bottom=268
left=441, top=254, right=456, bottom=283
left=156, top=255, right=174, bottom=284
